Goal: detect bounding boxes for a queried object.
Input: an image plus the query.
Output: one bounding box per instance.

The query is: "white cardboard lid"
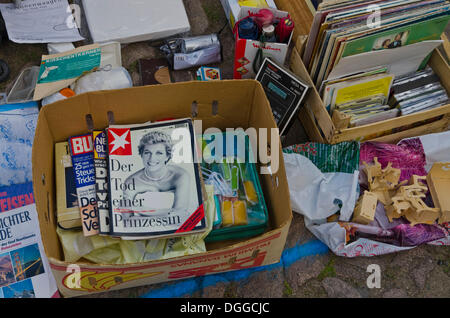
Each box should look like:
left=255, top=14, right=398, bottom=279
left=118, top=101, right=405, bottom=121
left=82, top=0, right=191, bottom=44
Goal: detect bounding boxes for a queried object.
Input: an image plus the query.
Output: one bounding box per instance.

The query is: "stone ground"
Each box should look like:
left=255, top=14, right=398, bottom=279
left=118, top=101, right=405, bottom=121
left=0, top=0, right=448, bottom=298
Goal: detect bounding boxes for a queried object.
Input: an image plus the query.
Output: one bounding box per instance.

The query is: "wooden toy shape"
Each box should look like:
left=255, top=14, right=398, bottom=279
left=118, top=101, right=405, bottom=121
left=386, top=196, right=412, bottom=222
left=404, top=206, right=440, bottom=226
left=398, top=185, right=427, bottom=200
left=427, top=162, right=450, bottom=224
left=363, top=158, right=382, bottom=189
left=364, top=158, right=403, bottom=193
left=372, top=189, right=393, bottom=206
left=382, top=162, right=402, bottom=186
left=352, top=191, right=378, bottom=225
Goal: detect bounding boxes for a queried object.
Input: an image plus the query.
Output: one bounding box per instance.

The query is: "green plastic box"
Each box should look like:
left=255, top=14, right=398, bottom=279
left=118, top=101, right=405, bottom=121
left=200, top=130, right=269, bottom=242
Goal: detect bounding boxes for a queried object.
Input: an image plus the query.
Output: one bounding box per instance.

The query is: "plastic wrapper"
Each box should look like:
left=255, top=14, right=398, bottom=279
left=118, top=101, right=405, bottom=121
left=414, top=130, right=450, bottom=172
left=42, top=88, right=76, bottom=106
left=6, top=66, right=39, bottom=103
left=0, top=102, right=38, bottom=186
left=284, top=141, right=360, bottom=174
left=172, top=44, right=222, bottom=71
left=181, top=34, right=220, bottom=53
left=200, top=131, right=268, bottom=242
left=283, top=152, right=360, bottom=222
left=392, top=223, right=448, bottom=246
left=341, top=221, right=447, bottom=247
left=73, top=67, right=132, bottom=95
left=56, top=226, right=120, bottom=263
left=360, top=139, right=427, bottom=188
left=285, top=137, right=450, bottom=257
left=56, top=185, right=216, bottom=264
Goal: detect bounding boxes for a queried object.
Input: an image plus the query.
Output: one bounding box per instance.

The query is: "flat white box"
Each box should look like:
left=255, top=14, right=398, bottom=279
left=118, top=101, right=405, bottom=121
left=82, top=0, right=191, bottom=44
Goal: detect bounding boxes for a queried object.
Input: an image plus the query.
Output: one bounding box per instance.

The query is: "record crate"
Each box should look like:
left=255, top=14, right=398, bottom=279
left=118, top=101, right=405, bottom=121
left=288, top=35, right=450, bottom=144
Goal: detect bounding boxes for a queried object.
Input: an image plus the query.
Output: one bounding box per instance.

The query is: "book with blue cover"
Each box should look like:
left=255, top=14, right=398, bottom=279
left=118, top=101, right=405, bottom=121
left=0, top=182, right=34, bottom=213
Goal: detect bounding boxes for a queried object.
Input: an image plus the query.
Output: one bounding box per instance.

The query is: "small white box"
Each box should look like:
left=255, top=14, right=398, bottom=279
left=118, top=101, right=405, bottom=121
left=82, top=0, right=191, bottom=44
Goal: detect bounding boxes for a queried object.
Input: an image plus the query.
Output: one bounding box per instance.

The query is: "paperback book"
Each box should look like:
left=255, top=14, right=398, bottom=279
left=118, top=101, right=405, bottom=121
left=107, top=118, right=206, bottom=239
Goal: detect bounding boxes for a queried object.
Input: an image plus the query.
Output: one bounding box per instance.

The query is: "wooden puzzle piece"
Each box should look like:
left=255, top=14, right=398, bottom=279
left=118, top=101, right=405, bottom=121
left=404, top=207, right=440, bottom=226
left=352, top=191, right=378, bottom=225
left=363, top=158, right=383, bottom=189
left=398, top=185, right=427, bottom=200
left=382, top=162, right=401, bottom=186
left=372, top=189, right=393, bottom=206
left=409, top=175, right=428, bottom=187
left=365, top=158, right=403, bottom=192
left=427, top=162, right=450, bottom=225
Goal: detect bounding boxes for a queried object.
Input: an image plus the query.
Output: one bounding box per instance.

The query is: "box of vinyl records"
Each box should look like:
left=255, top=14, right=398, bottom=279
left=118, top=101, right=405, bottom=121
left=290, top=17, right=450, bottom=144
left=288, top=1, right=450, bottom=145
left=31, top=80, right=292, bottom=297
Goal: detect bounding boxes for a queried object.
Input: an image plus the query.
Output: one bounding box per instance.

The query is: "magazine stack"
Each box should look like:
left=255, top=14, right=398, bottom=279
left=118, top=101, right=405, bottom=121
left=59, top=118, right=207, bottom=240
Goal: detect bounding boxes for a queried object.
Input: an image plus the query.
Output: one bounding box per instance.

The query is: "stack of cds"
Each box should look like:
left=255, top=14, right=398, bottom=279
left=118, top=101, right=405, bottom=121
left=390, top=67, right=449, bottom=116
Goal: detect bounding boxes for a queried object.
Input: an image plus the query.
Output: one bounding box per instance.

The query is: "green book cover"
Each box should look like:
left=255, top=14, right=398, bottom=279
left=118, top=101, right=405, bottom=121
left=341, top=13, right=450, bottom=58
left=38, top=47, right=101, bottom=84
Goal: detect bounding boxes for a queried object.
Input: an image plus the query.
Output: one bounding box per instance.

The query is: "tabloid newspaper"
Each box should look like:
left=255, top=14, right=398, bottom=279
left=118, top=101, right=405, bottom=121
left=0, top=182, right=58, bottom=298
left=68, top=134, right=100, bottom=236
left=93, top=130, right=110, bottom=235
left=107, top=118, right=206, bottom=239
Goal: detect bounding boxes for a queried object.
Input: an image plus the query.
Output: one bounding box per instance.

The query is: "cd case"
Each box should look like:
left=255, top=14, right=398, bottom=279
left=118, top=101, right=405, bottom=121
left=255, top=58, right=310, bottom=136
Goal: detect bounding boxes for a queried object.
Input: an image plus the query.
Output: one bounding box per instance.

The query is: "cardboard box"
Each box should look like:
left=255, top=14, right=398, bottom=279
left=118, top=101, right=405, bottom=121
left=233, top=7, right=293, bottom=79
left=220, top=0, right=278, bottom=29
left=289, top=36, right=450, bottom=144
left=427, top=162, right=450, bottom=223
left=32, top=80, right=292, bottom=297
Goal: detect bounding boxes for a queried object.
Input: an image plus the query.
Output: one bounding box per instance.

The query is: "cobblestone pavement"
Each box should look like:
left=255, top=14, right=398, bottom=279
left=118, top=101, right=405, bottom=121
left=0, top=0, right=448, bottom=298
left=86, top=213, right=450, bottom=298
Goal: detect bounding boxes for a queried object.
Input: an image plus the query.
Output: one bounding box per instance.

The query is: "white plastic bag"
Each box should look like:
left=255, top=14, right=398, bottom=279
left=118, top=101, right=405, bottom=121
left=417, top=130, right=450, bottom=172
left=73, top=67, right=132, bottom=95
left=283, top=152, right=360, bottom=222
left=284, top=151, right=417, bottom=257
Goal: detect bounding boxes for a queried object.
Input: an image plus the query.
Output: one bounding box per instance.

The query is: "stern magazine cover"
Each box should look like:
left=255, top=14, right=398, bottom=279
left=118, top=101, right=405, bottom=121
left=107, top=118, right=206, bottom=239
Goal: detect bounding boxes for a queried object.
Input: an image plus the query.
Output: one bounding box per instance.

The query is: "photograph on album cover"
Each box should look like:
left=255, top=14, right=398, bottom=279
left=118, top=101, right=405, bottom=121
left=107, top=119, right=205, bottom=238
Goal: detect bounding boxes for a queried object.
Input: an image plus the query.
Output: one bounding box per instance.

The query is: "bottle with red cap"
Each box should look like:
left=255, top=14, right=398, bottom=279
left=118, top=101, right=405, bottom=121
left=275, top=17, right=294, bottom=43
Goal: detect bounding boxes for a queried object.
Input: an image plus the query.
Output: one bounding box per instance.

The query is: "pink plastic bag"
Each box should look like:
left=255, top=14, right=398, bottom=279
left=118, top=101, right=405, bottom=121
left=359, top=138, right=427, bottom=188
